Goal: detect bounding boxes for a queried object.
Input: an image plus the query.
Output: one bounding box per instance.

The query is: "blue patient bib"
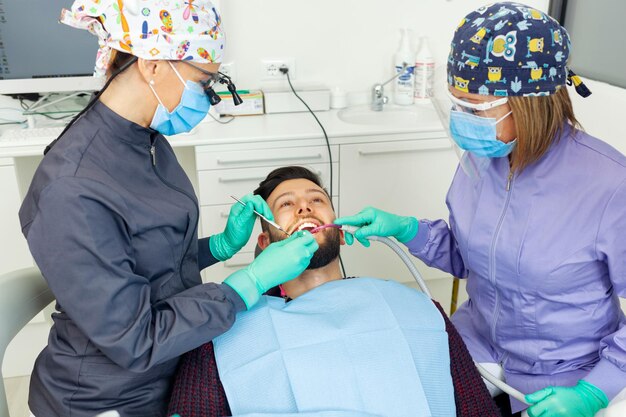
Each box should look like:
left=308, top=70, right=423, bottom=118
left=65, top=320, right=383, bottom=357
left=213, top=278, right=456, bottom=417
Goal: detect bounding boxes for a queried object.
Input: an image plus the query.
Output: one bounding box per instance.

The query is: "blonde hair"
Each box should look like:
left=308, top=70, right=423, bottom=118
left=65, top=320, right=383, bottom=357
left=508, top=87, right=581, bottom=172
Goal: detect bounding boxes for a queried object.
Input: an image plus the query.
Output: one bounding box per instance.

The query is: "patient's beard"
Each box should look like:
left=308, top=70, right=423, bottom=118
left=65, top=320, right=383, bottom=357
left=268, top=227, right=341, bottom=270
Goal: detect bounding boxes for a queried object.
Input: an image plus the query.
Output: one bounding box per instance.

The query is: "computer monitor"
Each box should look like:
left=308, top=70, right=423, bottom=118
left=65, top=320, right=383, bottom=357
left=0, top=1, right=103, bottom=95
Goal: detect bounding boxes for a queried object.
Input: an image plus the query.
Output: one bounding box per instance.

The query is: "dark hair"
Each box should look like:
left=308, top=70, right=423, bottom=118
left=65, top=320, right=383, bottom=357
left=108, top=50, right=136, bottom=77
left=254, top=166, right=329, bottom=201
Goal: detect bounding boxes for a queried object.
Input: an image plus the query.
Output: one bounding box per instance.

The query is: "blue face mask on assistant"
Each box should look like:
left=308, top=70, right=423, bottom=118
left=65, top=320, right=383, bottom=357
left=149, top=62, right=211, bottom=136
left=449, top=109, right=516, bottom=158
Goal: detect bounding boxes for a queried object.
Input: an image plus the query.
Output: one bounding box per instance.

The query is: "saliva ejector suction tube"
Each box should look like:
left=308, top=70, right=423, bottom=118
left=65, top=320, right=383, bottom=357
left=311, top=224, right=431, bottom=298
left=312, top=223, right=529, bottom=405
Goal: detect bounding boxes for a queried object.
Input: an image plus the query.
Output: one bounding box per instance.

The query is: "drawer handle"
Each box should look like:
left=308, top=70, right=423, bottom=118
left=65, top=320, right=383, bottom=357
left=358, top=141, right=450, bottom=156
left=220, top=212, right=229, bottom=218
left=217, top=153, right=323, bottom=165
left=218, top=175, right=266, bottom=183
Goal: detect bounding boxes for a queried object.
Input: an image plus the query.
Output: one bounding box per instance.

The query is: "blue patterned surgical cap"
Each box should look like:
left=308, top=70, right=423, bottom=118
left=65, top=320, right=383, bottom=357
left=447, top=2, right=590, bottom=97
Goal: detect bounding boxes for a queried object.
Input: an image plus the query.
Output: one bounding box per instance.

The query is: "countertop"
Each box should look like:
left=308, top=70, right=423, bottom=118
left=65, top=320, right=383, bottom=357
left=0, top=101, right=447, bottom=158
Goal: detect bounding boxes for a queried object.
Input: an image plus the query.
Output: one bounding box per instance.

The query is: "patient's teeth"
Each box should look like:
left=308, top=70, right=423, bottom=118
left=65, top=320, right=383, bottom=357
left=297, top=222, right=317, bottom=231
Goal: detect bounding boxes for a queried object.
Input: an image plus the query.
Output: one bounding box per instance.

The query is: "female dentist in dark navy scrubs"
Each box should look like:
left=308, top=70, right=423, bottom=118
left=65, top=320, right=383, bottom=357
left=19, top=1, right=318, bottom=416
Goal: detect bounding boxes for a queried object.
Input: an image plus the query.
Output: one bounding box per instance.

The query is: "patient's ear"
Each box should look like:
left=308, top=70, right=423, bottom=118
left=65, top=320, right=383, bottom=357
left=258, top=231, right=271, bottom=250
left=339, top=230, right=346, bottom=246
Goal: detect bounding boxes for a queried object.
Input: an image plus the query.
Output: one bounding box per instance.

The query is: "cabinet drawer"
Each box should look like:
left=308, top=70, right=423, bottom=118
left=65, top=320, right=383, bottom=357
left=200, top=205, right=263, bottom=254
left=198, top=162, right=339, bottom=206
left=351, top=138, right=451, bottom=157
left=202, top=251, right=255, bottom=284
left=0, top=157, right=14, bottom=167
left=196, top=145, right=339, bottom=171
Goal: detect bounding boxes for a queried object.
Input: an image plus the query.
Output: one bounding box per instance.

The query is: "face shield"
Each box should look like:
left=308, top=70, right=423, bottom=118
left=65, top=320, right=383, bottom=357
left=432, top=87, right=511, bottom=180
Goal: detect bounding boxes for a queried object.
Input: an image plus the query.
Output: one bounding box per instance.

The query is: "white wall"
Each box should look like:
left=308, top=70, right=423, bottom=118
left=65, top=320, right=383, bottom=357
left=570, top=78, right=626, bottom=312
left=216, top=0, right=624, bottom=156
left=216, top=0, right=626, bottom=150
left=570, top=77, right=626, bottom=154
left=218, top=0, right=549, bottom=100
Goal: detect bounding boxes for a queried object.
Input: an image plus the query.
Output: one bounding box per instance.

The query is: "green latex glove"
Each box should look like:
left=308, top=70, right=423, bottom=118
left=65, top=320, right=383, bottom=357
left=334, top=207, right=418, bottom=247
left=224, top=231, right=319, bottom=308
left=526, top=380, right=609, bottom=417
left=210, top=194, right=273, bottom=261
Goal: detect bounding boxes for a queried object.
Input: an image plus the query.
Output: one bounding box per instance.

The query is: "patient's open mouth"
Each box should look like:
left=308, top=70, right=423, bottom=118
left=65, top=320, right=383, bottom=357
left=297, top=222, right=318, bottom=232
left=290, top=218, right=322, bottom=234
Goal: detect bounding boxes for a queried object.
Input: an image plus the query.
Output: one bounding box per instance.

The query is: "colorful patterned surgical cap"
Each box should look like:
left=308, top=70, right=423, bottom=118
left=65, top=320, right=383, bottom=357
left=447, top=2, right=590, bottom=97
left=60, top=0, right=225, bottom=77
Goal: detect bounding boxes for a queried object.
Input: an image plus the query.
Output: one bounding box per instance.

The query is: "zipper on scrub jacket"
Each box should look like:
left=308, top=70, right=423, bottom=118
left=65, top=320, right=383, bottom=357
left=506, top=169, right=513, bottom=191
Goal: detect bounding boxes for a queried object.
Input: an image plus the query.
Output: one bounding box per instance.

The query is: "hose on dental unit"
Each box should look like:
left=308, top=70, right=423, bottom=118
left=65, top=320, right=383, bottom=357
left=312, top=223, right=529, bottom=405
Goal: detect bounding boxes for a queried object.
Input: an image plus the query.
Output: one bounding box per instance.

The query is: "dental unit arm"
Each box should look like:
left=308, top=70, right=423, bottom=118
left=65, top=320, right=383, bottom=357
left=313, top=223, right=530, bottom=405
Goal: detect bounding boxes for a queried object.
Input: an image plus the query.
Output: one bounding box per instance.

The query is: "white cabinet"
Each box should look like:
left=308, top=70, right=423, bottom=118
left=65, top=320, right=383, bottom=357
left=0, top=157, right=50, bottom=379
left=338, top=138, right=458, bottom=285
left=195, top=143, right=339, bottom=283
left=0, top=158, right=33, bottom=275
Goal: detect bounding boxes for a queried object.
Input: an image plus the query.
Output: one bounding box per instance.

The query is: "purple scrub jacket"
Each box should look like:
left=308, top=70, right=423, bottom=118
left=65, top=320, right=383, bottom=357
left=405, top=124, right=626, bottom=412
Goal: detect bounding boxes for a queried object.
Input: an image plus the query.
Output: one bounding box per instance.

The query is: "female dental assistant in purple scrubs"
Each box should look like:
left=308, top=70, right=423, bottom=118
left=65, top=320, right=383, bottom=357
left=336, top=3, right=626, bottom=417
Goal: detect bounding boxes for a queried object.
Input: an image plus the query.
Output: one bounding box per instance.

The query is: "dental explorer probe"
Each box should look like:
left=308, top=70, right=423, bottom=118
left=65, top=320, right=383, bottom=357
left=230, top=195, right=290, bottom=236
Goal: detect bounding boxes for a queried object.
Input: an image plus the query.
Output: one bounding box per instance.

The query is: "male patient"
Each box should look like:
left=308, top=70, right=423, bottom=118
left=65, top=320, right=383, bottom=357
left=168, top=166, right=499, bottom=417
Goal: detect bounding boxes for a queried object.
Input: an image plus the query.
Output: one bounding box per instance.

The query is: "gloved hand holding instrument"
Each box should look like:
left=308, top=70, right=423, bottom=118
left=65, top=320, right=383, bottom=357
left=210, top=193, right=275, bottom=261
left=334, top=206, right=419, bottom=247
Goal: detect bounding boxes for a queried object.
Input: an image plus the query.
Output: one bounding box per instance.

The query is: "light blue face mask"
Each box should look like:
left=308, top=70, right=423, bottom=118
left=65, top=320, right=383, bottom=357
left=449, top=109, right=516, bottom=158
left=148, top=62, right=211, bottom=136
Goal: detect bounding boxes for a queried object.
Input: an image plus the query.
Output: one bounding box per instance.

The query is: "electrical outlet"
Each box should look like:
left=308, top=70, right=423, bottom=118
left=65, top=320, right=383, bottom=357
left=261, top=59, right=296, bottom=80
left=219, top=62, right=235, bottom=79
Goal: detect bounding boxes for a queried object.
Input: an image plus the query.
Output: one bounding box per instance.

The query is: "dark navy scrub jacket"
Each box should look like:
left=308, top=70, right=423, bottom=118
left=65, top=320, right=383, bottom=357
left=19, top=101, right=246, bottom=417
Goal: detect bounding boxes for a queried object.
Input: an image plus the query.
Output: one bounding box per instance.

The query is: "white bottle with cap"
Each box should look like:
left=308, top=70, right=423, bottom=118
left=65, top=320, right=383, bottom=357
left=414, top=36, right=435, bottom=101
left=394, top=28, right=415, bottom=105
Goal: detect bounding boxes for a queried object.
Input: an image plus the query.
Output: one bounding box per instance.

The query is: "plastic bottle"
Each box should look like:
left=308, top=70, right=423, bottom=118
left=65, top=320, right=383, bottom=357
left=414, top=36, right=435, bottom=101
left=394, top=28, right=415, bottom=105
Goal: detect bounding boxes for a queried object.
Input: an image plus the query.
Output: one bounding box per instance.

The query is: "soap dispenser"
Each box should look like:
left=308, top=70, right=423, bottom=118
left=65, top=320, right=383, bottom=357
left=414, top=36, right=435, bottom=101
left=394, top=28, right=415, bottom=105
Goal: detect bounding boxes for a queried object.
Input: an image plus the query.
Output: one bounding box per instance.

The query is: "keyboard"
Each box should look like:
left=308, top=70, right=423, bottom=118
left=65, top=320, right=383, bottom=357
left=0, top=126, right=66, bottom=148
